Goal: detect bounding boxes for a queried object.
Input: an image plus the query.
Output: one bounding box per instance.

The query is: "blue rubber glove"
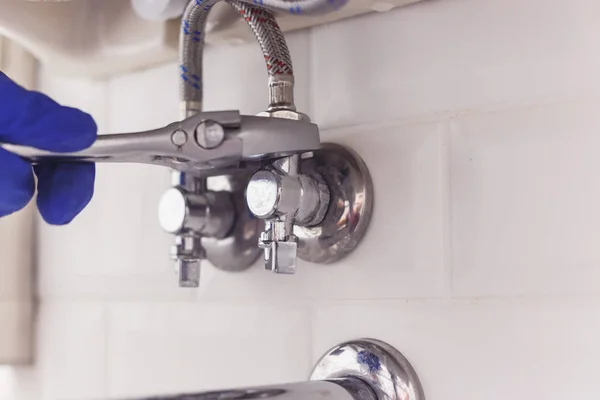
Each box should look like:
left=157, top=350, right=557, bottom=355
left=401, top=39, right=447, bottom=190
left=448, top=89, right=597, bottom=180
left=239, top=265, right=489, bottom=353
left=0, top=72, right=97, bottom=225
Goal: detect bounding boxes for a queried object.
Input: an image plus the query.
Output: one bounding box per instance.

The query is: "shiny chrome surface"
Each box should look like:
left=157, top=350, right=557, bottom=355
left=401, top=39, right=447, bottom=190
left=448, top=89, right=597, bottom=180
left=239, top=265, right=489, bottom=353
left=259, top=226, right=298, bottom=274
left=171, top=130, right=189, bottom=147
left=253, top=153, right=301, bottom=274
left=295, top=143, right=373, bottom=264
left=170, top=234, right=204, bottom=288
left=268, top=74, right=296, bottom=111
left=295, top=173, right=330, bottom=226
left=121, top=339, right=422, bottom=400
left=195, top=120, right=226, bottom=149
left=311, top=339, right=425, bottom=400
left=132, top=380, right=366, bottom=400
left=202, top=174, right=262, bottom=272
left=246, top=168, right=329, bottom=225
left=158, top=187, right=234, bottom=238
left=249, top=141, right=372, bottom=270
left=169, top=172, right=207, bottom=288
left=256, top=109, right=310, bottom=122
left=246, top=170, right=286, bottom=219
left=248, top=105, right=332, bottom=275
left=0, top=111, right=321, bottom=174
left=249, top=108, right=306, bottom=275
left=175, top=258, right=202, bottom=288
left=159, top=188, right=188, bottom=234
left=248, top=151, right=331, bottom=274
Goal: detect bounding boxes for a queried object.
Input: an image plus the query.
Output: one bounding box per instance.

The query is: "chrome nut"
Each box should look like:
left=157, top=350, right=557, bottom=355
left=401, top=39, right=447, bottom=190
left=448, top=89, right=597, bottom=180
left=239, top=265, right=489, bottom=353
left=256, top=109, right=311, bottom=122
left=296, top=174, right=330, bottom=227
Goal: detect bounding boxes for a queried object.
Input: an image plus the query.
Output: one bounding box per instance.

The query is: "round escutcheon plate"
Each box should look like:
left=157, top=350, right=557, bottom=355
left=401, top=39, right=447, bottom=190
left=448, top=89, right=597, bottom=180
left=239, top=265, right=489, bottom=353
left=203, top=173, right=262, bottom=271
left=311, top=339, right=425, bottom=400
left=295, top=143, right=374, bottom=264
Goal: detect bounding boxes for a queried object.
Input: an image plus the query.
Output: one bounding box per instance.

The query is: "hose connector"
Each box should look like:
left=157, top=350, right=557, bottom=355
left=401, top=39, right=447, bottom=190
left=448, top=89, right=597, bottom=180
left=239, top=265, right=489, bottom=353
left=268, top=74, right=295, bottom=111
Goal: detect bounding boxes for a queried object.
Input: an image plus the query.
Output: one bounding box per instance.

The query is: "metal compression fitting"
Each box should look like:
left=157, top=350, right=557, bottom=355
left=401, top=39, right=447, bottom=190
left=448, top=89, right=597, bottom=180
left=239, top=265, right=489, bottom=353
left=179, top=0, right=346, bottom=116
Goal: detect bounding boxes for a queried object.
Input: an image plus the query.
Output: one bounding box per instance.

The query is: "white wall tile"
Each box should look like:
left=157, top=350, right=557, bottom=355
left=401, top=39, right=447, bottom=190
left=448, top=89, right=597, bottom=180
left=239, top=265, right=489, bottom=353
left=35, top=303, right=107, bottom=400
left=38, top=69, right=108, bottom=133
left=107, top=63, right=179, bottom=131
left=106, top=303, right=311, bottom=398
left=313, top=297, right=600, bottom=400
left=311, top=0, right=600, bottom=129
left=0, top=367, right=16, bottom=400
left=36, top=165, right=191, bottom=301
left=35, top=68, right=155, bottom=301
left=450, top=100, right=600, bottom=297
left=0, top=303, right=32, bottom=364
left=103, top=29, right=310, bottom=119
left=38, top=64, right=197, bottom=302
left=0, top=209, right=33, bottom=301
left=7, top=366, right=42, bottom=400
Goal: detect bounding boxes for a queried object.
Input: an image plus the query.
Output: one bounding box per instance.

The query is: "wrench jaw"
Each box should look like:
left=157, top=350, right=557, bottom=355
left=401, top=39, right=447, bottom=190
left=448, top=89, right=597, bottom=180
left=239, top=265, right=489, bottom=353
left=0, top=111, right=320, bottom=175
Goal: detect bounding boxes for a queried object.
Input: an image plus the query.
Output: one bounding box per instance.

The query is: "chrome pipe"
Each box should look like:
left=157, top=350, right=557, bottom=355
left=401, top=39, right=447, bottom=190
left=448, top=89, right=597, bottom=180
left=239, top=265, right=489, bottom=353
left=130, top=378, right=375, bottom=400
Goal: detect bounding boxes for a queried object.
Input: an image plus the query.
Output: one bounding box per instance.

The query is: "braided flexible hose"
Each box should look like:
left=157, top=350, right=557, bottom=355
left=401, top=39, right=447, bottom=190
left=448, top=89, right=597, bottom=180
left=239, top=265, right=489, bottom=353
left=179, top=0, right=345, bottom=116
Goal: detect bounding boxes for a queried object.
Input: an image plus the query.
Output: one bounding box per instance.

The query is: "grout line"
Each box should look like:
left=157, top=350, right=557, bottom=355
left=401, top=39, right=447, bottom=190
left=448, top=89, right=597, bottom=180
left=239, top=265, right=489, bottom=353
left=319, top=93, right=600, bottom=136
left=307, top=27, right=316, bottom=121
left=306, top=303, right=315, bottom=375
left=102, top=304, right=110, bottom=398
left=102, top=75, right=113, bottom=134
left=440, top=121, right=453, bottom=298
left=37, top=291, right=600, bottom=306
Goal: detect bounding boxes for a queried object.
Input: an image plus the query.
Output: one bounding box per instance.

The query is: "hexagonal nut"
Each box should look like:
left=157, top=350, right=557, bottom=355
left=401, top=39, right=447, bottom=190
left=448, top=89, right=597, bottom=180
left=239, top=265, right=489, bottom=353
left=256, top=109, right=312, bottom=122
left=311, top=174, right=331, bottom=227
left=295, top=173, right=330, bottom=227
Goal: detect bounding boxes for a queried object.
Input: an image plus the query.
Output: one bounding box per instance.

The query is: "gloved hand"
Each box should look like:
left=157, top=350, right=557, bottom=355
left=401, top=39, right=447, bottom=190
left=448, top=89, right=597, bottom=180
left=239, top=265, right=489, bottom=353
left=0, top=72, right=97, bottom=225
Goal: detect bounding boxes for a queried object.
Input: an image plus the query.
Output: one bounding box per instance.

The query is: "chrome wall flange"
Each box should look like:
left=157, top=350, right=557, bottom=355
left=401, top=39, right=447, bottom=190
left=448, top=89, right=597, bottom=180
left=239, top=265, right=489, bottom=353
left=202, top=173, right=263, bottom=272
left=311, top=339, right=426, bottom=400
left=295, top=143, right=374, bottom=264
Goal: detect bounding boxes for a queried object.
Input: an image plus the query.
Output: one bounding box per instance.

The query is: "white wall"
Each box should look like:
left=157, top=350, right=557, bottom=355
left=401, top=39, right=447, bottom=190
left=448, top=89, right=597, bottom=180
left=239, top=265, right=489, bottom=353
left=11, top=0, right=600, bottom=398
